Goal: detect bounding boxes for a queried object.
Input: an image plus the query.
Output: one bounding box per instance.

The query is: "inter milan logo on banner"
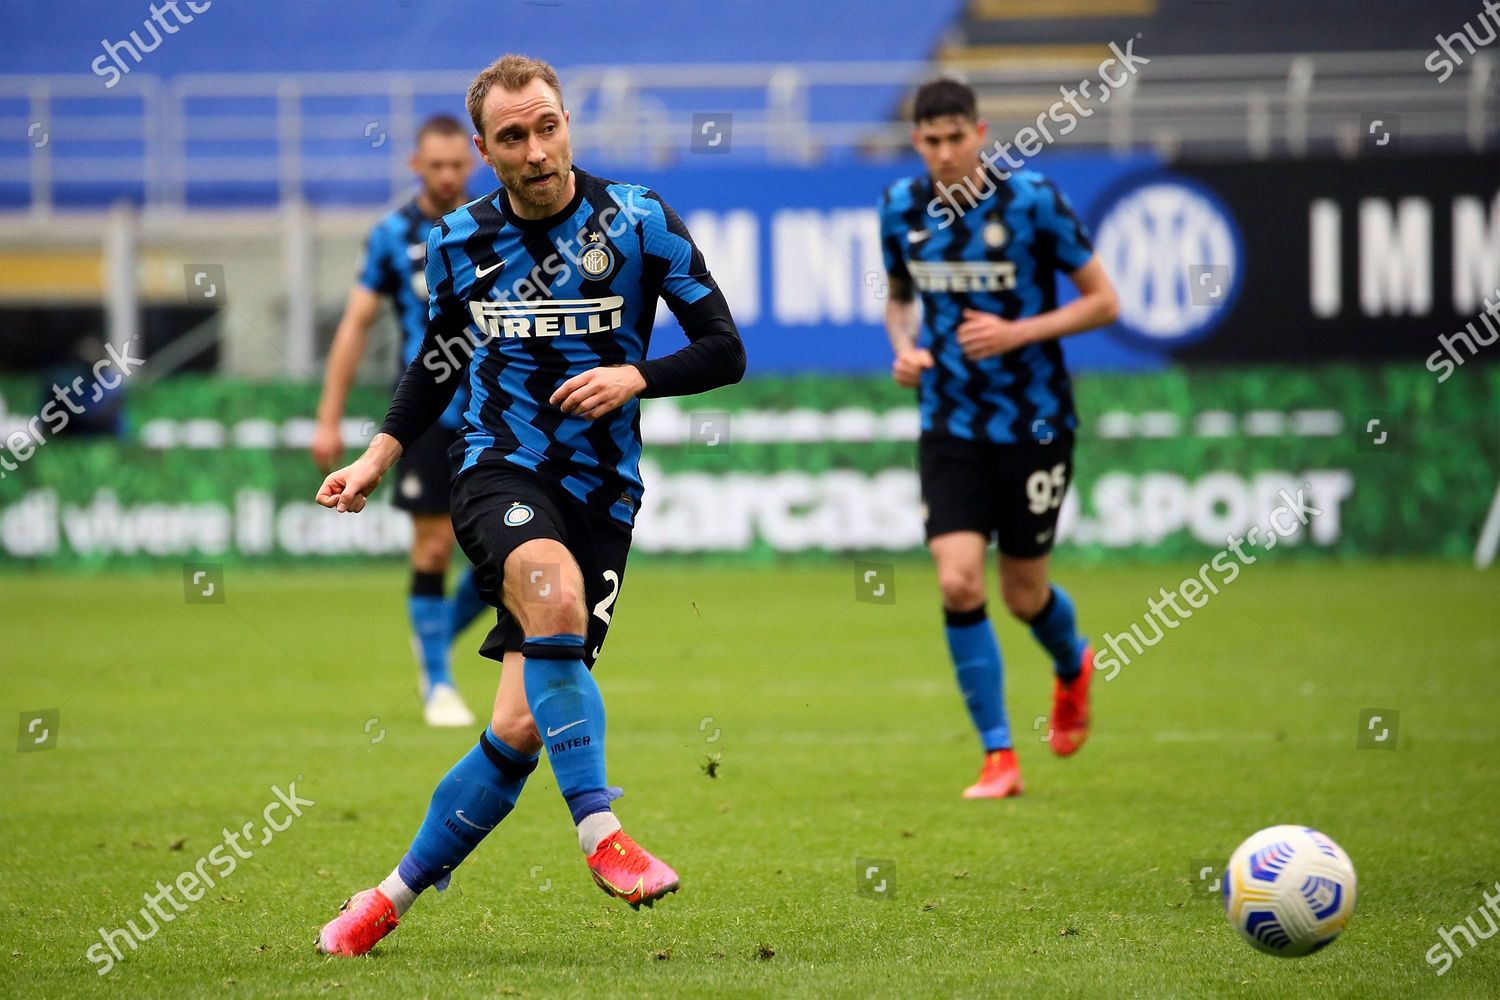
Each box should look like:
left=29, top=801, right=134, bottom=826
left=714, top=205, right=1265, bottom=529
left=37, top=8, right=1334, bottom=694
left=1090, top=172, right=1243, bottom=348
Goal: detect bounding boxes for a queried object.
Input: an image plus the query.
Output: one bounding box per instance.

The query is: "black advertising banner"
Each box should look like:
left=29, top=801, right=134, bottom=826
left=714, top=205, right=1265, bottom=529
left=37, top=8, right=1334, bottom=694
left=1085, top=154, right=1499, bottom=366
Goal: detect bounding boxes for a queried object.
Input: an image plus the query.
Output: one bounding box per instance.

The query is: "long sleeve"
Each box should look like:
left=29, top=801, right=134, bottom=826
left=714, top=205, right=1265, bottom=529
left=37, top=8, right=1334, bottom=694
left=378, top=320, right=469, bottom=448
left=637, top=286, right=745, bottom=398
left=634, top=190, right=746, bottom=398
left=379, top=226, right=469, bottom=446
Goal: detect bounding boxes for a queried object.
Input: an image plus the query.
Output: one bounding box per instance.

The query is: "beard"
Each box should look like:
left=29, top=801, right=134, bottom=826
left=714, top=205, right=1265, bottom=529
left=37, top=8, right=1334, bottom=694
left=500, top=145, right=573, bottom=213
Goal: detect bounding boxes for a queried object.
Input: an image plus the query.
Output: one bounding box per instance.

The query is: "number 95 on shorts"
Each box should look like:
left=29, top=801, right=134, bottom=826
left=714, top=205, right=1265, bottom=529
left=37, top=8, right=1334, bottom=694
left=917, top=432, right=1074, bottom=558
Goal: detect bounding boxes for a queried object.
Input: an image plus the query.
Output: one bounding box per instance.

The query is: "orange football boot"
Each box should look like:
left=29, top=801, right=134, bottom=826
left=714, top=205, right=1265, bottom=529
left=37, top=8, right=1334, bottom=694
left=963, top=748, right=1023, bottom=798
left=1050, top=645, right=1093, bottom=757
left=586, top=830, right=680, bottom=909
left=315, top=888, right=399, bottom=956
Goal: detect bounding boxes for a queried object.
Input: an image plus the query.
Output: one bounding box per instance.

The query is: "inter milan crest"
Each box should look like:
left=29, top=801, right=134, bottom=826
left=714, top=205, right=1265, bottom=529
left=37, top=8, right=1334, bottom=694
left=983, top=217, right=1008, bottom=248
left=503, top=502, right=534, bottom=527
left=578, top=231, right=614, bottom=278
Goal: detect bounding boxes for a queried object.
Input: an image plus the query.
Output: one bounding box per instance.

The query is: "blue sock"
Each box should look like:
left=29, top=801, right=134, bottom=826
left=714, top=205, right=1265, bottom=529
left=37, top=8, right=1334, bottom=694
left=1029, top=586, right=1087, bottom=682
left=944, top=607, right=1010, bottom=752
left=396, top=728, right=538, bottom=893
left=409, top=571, right=455, bottom=689
left=449, top=567, right=487, bottom=642
left=521, top=634, right=611, bottom=824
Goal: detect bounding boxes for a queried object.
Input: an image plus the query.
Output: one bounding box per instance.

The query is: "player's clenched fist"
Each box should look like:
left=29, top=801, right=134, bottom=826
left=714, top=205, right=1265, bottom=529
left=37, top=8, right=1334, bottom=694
left=892, top=347, right=935, bottom=388
left=316, top=455, right=385, bottom=513
left=551, top=364, right=648, bottom=420
left=956, top=309, right=1030, bottom=360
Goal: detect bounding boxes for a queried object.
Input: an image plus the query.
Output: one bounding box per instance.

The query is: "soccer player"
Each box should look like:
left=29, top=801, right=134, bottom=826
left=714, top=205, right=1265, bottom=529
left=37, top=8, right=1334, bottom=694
left=311, top=114, right=487, bottom=728
left=312, top=54, right=744, bottom=955
left=878, top=79, right=1119, bottom=799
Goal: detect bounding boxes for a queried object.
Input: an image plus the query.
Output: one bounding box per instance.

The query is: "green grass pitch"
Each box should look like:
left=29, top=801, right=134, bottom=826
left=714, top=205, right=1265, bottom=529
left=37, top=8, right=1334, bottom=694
left=2, top=560, right=1497, bottom=998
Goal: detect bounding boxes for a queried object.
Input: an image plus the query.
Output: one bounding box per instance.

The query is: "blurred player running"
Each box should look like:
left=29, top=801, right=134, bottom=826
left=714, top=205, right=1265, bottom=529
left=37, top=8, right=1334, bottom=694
left=313, top=55, right=744, bottom=955
left=311, top=115, right=487, bottom=727
left=879, top=79, right=1119, bottom=799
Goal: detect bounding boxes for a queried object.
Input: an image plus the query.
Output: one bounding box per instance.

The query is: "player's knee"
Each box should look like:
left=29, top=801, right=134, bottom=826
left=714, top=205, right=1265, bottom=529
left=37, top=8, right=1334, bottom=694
left=410, top=521, right=453, bottom=572
left=490, top=711, right=541, bottom=756
left=504, top=543, right=587, bottom=635
left=525, top=593, right=586, bottom=636
left=411, top=543, right=451, bottom=574
left=509, top=575, right=587, bottom=636
left=937, top=567, right=986, bottom=612
left=1001, top=579, right=1049, bottom=621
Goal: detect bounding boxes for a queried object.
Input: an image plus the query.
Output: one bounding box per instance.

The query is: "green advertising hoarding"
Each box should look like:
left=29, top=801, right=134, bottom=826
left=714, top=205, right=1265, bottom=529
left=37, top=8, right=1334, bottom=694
left=0, top=365, right=1495, bottom=570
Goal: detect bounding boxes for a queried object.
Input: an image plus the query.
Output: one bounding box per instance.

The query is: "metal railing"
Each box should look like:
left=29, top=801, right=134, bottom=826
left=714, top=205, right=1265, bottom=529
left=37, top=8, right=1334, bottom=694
left=0, top=50, right=1493, bottom=213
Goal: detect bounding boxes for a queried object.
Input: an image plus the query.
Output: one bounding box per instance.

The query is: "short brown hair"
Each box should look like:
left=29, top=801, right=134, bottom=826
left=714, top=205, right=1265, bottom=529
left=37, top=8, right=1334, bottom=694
left=466, top=54, right=564, bottom=135
left=416, top=113, right=466, bottom=143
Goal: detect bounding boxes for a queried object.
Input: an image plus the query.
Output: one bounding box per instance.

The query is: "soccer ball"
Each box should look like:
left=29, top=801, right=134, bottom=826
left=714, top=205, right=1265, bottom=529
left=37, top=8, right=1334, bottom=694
left=1222, top=825, right=1357, bottom=957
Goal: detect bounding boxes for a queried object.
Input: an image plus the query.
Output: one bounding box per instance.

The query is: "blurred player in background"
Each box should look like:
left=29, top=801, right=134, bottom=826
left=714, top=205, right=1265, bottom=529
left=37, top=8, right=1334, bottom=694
left=311, top=115, right=487, bottom=728
left=879, top=78, right=1119, bottom=799
left=313, top=55, right=744, bottom=955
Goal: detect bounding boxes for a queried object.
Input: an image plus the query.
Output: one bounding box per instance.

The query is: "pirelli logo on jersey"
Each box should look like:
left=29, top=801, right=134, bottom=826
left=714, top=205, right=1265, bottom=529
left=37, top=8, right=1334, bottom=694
left=908, top=260, right=1017, bottom=294
left=468, top=296, right=625, bottom=340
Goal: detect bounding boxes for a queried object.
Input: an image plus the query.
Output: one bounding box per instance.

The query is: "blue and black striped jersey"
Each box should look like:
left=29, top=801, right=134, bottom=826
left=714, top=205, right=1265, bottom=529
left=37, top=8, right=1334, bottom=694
left=879, top=168, right=1094, bottom=444
left=380, top=167, right=744, bottom=526
left=357, top=199, right=468, bottom=429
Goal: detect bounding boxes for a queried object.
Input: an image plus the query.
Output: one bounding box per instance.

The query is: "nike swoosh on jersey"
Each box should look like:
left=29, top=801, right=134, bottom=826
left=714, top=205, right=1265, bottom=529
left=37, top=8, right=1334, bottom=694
left=474, top=259, right=507, bottom=278
left=546, top=719, right=587, bottom=738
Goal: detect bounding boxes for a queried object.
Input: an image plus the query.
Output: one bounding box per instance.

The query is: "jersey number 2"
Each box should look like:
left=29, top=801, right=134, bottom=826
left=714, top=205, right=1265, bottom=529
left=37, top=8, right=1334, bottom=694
left=591, top=570, right=621, bottom=625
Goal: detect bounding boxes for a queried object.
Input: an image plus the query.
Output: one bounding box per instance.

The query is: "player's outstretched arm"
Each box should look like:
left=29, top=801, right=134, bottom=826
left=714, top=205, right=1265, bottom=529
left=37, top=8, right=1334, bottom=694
left=311, top=285, right=381, bottom=472
left=376, top=225, right=471, bottom=446
left=378, top=314, right=469, bottom=446
left=318, top=268, right=470, bottom=510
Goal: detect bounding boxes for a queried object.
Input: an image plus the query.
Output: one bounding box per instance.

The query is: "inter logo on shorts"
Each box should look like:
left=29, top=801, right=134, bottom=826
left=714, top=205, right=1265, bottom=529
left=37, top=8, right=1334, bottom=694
left=503, top=503, right=534, bottom=527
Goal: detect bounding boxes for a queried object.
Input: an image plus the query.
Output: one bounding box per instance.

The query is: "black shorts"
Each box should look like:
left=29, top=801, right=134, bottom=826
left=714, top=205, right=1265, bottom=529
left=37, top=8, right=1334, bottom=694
left=918, top=431, right=1074, bottom=558
left=391, top=423, right=462, bottom=515
left=449, top=461, right=633, bottom=668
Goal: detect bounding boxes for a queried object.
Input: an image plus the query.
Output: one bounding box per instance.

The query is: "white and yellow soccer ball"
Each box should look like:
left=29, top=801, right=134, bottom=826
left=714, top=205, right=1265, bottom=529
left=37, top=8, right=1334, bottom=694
left=1223, top=825, right=1357, bottom=957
